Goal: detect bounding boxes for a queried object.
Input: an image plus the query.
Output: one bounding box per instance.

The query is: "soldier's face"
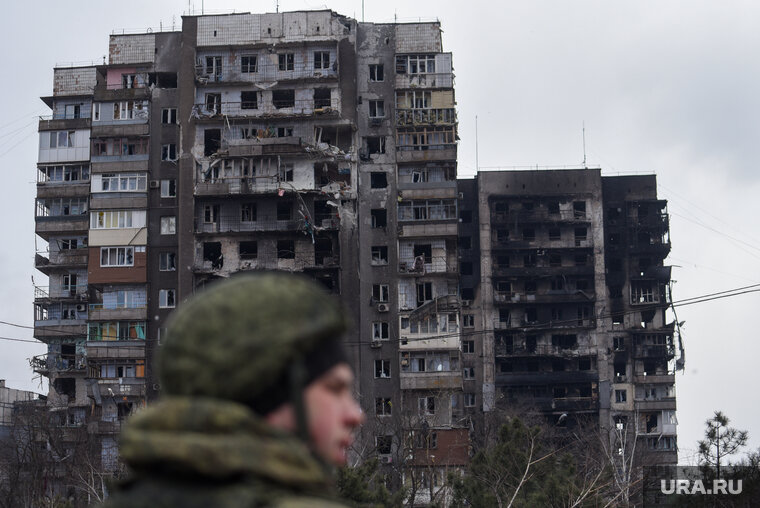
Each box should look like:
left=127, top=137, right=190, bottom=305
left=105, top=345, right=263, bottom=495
left=304, top=363, right=364, bottom=465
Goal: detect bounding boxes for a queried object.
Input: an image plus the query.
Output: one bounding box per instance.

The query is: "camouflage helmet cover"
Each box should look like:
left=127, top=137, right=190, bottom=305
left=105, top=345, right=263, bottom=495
left=158, top=272, right=348, bottom=407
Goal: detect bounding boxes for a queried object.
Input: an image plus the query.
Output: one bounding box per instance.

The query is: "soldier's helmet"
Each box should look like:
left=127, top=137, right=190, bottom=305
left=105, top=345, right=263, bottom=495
left=158, top=272, right=348, bottom=414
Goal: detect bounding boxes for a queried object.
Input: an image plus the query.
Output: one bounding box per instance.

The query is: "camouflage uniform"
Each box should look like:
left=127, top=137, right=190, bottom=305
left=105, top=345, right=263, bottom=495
left=100, top=273, right=352, bottom=508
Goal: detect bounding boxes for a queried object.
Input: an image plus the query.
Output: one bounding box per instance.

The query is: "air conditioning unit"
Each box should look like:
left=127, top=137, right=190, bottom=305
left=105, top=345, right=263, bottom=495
left=461, top=300, right=472, bottom=307
left=380, top=455, right=392, bottom=464
left=75, top=304, right=87, bottom=312
left=370, top=340, right=382, bottom=349
left=377, top=303, right=389, bottom=313
left=152, top=383, right=161, bottom=391
left=458, top=192, right=464, bottom=200
left=150, top=180, right=160, bottom=188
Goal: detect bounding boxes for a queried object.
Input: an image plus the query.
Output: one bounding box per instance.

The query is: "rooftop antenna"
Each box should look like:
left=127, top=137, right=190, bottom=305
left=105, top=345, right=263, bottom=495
left=582, top=121, right=587, bottom=169
left=276, top=0, right=279, bottom=13
left=362, top=0, right=365, bottom=22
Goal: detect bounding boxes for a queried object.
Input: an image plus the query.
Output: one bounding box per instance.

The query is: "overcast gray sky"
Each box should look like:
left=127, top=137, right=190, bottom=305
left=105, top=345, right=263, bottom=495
left=1, top=0, right=758, bottom=465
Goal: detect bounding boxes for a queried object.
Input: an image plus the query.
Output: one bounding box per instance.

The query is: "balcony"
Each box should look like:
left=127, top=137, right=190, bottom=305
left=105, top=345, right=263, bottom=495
left=35, top=251, right=88, bottom=274
left=494, top=290, right=595, bottom=305
left=395, top=108, right=457, bottom=127
left=395, top=72, right=454, bottom=89
left=492, top=317, right=596, bottom=332
left=34, top=284, right=88, bottom=302
left=88, top=303, right=147, bottom=321
left=495, top=370, right=598, bottom=386
left=194, top=216, right=302, bottom=234
left=38, top=116, right=90, bottom=131
left=495, top=344, right=597, bottom=358
left=30, top=353, right=86, bottom=375
left=634, top=345, right=675, bottom=359
left=35, top=215, right=89, bottom=239
left=634, top=373, right=675, bottom=385
left=89, top=379, right=146, bottom=399
left=400, top=371, right=462, bottom=390
left=491, top=209, right=591, bottom=224
left=395, top=146, right=457, bottom=164
left=492, top=265, right=594, bottom=278
left=634, top=398, right=677, bottom=412
left=192, top=98, right=341, bottom=121
left=34, top=320, right=87, bottom=339
left=398, top=221, right=458, bottom=238
left=398, top=256, right=457, bottom=276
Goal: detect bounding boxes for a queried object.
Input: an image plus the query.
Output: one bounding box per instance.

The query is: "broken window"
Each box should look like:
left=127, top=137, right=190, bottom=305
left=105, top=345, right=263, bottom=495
left=613, top=336, right=625, bottom=351
left=372, top=321, right=389, bottom=340
left=280, top=164, right=294, bottom=182
left=552, top=359, right=565, bottom=372
left=524, top=253, right=537, bottom=267
left=203, top=242, right=223, bottom=269
left=464, top=393, right=476, bottom=407
left=573, top=201, right=586, bottom=218
left=496, top=229, right=509, bottom=242
left=241, top=203, right=257, bottom=222
left=162, top=108, right=177, bottom=124
left=460, top=261, right=473, bottom=275
left=615, top=389, right=627, bottom=403
left=370, top=209, right=387, bottom=228
left=371, top=246, right=388, bottom=265
left=375, top=398, right=392, bottom=416
left=548, top=227, right=561, bottom=241
left=526, top=335, right=537, bottom=352
left=159, top=289, right=176, bottom=308
left=416, top=282, right=433, bottom=306
left=203, top=205, right=219, bottom=223
left=313, top=88, right=331, bottom=108
left=363, top=136, right=385, bottom=156
left=241, top=55, right=257, bottom=73
left=372, top=284, right=389, bottom=303
left=370, top=172, right=387, bottom=188
left=161, top=144, right=177, bottom=161
left=552, top=334, right=577, bottom=349
left=313, top=51, right=330, bottom=69
left=241, top=91, right=258, bottom=109
left=204, top=129, right=221, bottom=156
left=277, top=240, right=295, bottom=259
left=553, top=386, right=567, bottom=399
left=396, top=54, right=436, bottom=74
left=205, top=93, right=221, bottom=114
left=612, top=311, right=624, bottom=325
left=375, top=435, right=392, bottom=454
left=498, top=309, right=511, bottom=325
left=369, top=63, right=384, bottom=81
left=160, top=179, right=176, bottom=198
left=278, top=53, right=294, bottom=71
left=575, top=227, right=587, bottom=244
left=368, top=100, right=385, bottom=118
left=49, top=130, right=75, bottom=149
left=276, top=127, right=293, bottom=137
left=549, top=252, right=562, bottom=267
left=272, top=89, right=295, bottom=109
left=100, top=247, right=134, bottom=267
left=463, top=340, right=475, bottom=353
left=122, top=74, right=137, bottom=89
left=418, top=396, right=436, bottom=415
left=413, top=244, right=432, bottom=264
left=159, top=252, right=176, bottom=271
left=547, top=201, right=560, bottom=215
left=577, top=306, right=592, bottom=325
left=205, top=56, right=222, bottom=78
left=574, top=253, right=588, bottom=266
left=276, top=202, right=292, bottom=220
left=239, top=241, right=257, bottom=260
left=522, top=228, right=535, bottom=241
left=374, top=359, right=391, bottom=379
left=578, top=357, right=592, bottom=371
left=496, top=255, right=510, bottom=268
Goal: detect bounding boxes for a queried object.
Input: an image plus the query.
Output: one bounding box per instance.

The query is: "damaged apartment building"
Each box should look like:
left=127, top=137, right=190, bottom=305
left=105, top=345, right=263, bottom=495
left=460, top=169, right=682, bottom=467
left=32, top=10, right=463, bottom=500
left=31, top=8, right=680, bottom=503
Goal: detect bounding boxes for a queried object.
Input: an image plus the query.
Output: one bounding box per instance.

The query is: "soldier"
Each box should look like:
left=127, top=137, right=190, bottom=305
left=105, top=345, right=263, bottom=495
left=101, top=272, right=364, bottom=507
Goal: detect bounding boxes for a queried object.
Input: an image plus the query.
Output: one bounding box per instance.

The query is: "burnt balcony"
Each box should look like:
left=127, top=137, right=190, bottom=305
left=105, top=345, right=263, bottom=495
left=494, top=290, right=595, bottom=305
left=491, top=209, right=592, bottom=224
left=89, top=379, right=146, bottom=400
left=495, top=343, right=597, bottom=358
left=493, top=265, right=594, bottom=278
left=634, top=344, right=676, bottom=359
left=30, top=353, right=86, bottom=376
left=400, top=371, right=463, bottom=390
left=492, top=316, right=596, bottom=332
left=634, top=398, right=677, bottom=411
left=194, top=215, right=303, bottom=234
left=496, top=370, right=598, bottom=386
